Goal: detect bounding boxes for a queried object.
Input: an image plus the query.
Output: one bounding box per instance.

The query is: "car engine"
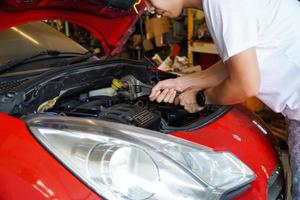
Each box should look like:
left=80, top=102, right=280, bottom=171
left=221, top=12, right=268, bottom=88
left=39, top=74, right=216, bottom=131
left=0, top=60, right=223, bottom=132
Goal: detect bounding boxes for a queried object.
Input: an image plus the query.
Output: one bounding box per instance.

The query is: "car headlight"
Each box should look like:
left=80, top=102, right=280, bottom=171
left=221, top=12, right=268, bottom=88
left=26, top=115, right=256, bottom=200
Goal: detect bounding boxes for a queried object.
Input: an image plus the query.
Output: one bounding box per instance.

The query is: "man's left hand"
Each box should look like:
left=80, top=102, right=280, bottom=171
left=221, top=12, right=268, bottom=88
left=175, top=87, right=204, bottom=113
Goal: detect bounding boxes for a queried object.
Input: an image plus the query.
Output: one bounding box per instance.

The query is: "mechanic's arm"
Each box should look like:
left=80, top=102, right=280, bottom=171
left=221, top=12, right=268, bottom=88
left=205, top=47, right=260, bottom=105
left=179, top=60, right=228, bottom=89
left=149, top=60, right=228, bottom=102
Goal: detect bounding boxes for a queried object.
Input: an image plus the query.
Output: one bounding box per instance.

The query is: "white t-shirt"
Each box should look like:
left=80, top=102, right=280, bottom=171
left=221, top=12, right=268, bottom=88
left=202, top=0, right=300, bottom=120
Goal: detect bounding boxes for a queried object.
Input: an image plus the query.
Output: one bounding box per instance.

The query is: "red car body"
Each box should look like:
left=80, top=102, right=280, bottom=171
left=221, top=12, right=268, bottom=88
left=0, top=0, right=282, bottom=200
left=0, top=107, right=279, bottom=200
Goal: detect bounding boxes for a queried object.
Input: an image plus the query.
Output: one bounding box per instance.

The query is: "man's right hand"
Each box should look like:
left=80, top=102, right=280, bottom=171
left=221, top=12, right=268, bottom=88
left=149, top=78, right=183, bottom=103
left=149, top=60, right=228, bottom=104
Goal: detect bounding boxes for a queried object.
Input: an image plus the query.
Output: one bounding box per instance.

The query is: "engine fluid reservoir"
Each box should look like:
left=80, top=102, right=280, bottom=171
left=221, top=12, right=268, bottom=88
left=88, top=87, right=117, bottom=97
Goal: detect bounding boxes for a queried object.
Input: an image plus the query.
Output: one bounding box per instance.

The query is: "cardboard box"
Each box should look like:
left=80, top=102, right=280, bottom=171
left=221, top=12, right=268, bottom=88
left=155, top=35, right=164, bottom=47
left=145, top=17, right=171, bottom=40
left=152, top=17, right=171, bottom=37
left=145, top=19, right=154, bottom=39
left=132, top=34, right=142, bottom=46
left=143, top=39, right=154, bottom=51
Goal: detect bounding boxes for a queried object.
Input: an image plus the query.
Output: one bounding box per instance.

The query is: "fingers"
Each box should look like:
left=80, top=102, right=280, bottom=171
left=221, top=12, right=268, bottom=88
left=197, top=106, right=204, bottom=111
left=150, top=84, right=204, bottom=113
left=150, top=88, right=176, bottom=104
left=169, top=89, right=177, bottom=103
left=150, top=88, right=177, bottom=104
left=149, top=79, right=178, bottom=102
left=150, top=80, right=171, bottom=101
left=184, top=105, right=192, bottom=113
left=149, top=90, right=161, bottom=101
left=184, top=104, right=203, bottom=113
left=156, top=88, right=177, bottom=103
left=149, top=82, right=163, bottom=101
left=163, top=89, right=177, bottom=103
left=163, top=88, right=173, bottom=103
left=156, top=88, right=169, bottom=103
left=179, top=95, right=186, bottom=106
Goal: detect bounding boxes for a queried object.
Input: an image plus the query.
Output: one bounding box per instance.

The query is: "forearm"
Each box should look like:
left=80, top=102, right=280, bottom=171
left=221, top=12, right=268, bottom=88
left=204, top=78, right=249, bottom=105
left=177, top=60, right=228, bottom=90
left=204, top=61, right=260, bottom=105
left=204, top=48, right=260, bottom=105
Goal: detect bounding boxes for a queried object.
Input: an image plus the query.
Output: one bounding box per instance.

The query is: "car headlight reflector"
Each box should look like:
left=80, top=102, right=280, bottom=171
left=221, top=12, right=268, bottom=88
left=88, top=144, right=159, bottom=200
left=26, top=115, right=256, bottom=200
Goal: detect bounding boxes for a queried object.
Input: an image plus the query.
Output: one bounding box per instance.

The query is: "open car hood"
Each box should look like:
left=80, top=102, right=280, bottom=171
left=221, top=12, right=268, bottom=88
left=0, top=0, right=144, bottom=56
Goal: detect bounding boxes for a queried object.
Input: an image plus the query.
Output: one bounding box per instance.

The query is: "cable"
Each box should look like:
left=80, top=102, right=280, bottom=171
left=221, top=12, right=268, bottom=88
left=138, top=16, right=156, bottom=67
left=138, top=16, right=160, bottom=81
left=133, top=0, right=159, bottom=81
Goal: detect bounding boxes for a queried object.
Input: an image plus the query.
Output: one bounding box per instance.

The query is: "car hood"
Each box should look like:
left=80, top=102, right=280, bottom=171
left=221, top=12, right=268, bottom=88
left=0, top=0, right=144, bottom=56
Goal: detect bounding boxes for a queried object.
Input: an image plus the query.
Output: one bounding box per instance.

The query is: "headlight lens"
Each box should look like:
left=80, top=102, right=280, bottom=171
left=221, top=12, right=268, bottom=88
left=27, top=115, right=255, bottom=200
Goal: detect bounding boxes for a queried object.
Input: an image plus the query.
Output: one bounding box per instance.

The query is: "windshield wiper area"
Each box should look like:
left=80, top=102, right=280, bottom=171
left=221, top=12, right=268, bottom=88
left=0, top=50, right=94, bottom=75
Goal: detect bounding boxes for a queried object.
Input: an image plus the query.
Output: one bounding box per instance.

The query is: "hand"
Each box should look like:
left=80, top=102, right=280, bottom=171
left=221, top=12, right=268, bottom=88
left=149, top=78, right=182, bottom=103
left=175, top=87, right=204, bottom=113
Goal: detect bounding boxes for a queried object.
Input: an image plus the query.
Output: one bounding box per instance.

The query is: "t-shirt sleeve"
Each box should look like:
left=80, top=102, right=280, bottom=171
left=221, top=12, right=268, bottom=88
left=203, top=0, right=259, bottom=61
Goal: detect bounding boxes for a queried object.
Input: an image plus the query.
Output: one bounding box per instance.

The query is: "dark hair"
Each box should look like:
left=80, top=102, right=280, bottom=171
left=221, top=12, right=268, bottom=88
left=102, top=0, right=136, bottom=9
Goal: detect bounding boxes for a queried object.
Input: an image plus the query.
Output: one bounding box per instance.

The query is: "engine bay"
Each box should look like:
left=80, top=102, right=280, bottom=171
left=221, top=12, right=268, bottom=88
left=0, top=60, right=226, bottom=132
left=43, top=74, right=218, bottom=131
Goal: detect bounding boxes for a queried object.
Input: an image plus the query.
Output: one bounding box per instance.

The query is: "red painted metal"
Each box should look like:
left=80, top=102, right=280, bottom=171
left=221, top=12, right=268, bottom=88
left=172, top=105, right=278, bottom=200
left=0, top=113, right=102, bottom=200
left=0, top=0, right=145, bottom=56
left=0, top=104, right=278, bottom=199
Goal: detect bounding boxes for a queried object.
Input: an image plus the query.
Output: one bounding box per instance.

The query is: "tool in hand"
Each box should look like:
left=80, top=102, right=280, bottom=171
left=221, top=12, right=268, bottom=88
left=133, top=84, right=181, bottom=98
left=112, top=75, right=181, bottom=100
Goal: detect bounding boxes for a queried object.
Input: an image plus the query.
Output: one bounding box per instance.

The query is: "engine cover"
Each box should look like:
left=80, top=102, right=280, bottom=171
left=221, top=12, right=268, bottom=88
left=98, top=103, right=161, bottom=130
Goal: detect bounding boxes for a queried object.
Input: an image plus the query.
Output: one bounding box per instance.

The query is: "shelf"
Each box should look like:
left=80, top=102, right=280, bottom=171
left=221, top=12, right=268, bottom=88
left=187, top=9, right=219, bottom=63
left=189, top=41, right=218, bottom=54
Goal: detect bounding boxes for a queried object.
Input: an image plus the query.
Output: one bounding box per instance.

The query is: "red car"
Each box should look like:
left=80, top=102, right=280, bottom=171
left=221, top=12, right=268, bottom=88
left=0, top=0, right=284, bottom=199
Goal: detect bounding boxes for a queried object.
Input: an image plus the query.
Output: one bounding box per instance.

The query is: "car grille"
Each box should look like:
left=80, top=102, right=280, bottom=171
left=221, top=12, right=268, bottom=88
left=0, top=79, right=29, bottom=94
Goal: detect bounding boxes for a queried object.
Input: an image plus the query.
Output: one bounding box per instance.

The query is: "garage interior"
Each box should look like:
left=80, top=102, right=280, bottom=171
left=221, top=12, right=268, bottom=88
left=44, top=9, right=290, bottom=198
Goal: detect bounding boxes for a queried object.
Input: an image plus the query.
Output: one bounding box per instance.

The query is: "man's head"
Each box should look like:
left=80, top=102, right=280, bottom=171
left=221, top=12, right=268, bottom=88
left=145, top=0, right=202, bottom=18
left=145, top=0, right=185, bottom=17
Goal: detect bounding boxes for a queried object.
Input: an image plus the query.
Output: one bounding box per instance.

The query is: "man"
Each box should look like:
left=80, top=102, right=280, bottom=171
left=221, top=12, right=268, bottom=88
left=147, top=0, right=300, bottom=198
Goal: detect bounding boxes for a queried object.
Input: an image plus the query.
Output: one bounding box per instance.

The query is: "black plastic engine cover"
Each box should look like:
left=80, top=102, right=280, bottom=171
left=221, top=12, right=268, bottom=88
left=98, top=103, right=161, bottom=130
